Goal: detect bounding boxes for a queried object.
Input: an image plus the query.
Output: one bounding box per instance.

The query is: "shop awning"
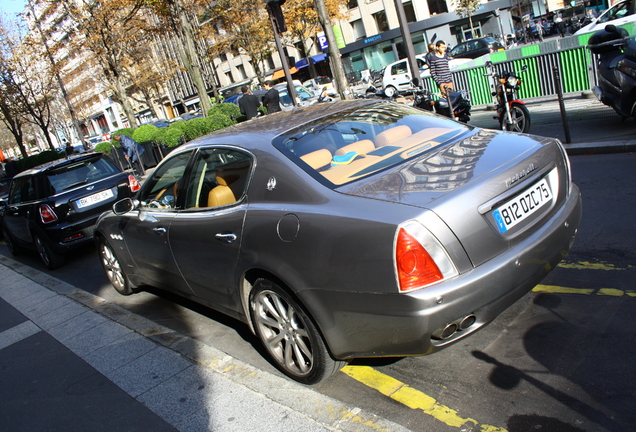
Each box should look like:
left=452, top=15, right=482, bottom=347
left=271, top=67, right=299, bottom=80
left=295, top=53, right=328, bottom=70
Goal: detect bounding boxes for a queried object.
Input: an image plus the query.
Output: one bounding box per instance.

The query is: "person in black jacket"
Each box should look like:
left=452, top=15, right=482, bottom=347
left=262, top=81, right=281, bottom=114
left=238, top=86, right=260, bottom=120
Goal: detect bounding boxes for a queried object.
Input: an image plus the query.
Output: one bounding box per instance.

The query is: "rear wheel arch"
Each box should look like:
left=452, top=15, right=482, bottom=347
left=244, top=273, right=346, bottom=384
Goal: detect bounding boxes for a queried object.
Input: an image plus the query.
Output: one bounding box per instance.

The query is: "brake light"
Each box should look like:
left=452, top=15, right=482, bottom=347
left=39, top=204, right=58, bottom=224
left=128, top=175, right=140, bottom=192
left=396, top=228, right=443, bottom=291
left=394, top=221, right=458, bottom=292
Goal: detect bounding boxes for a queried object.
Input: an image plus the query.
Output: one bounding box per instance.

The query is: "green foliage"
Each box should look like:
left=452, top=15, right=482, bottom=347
left=208, top=102, right=240, bottom=120
left=94, top=142, right=113, bottom=154
left=258, top=105, right=267, bottom=116
left=156, top=127, right=185, bottom=147
left=206, top=113, right=233, bottom=130
left=132, top=124, right=160, bottom=143
left=15, top=150, right=65, bottom=172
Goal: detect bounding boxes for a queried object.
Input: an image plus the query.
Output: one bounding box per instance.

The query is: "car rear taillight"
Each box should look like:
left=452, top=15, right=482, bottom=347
left=395, top=221, right=458, bottom=292
left=128, top=175, right=140, bottom=192
left=39, top=204, right=58, bottom=224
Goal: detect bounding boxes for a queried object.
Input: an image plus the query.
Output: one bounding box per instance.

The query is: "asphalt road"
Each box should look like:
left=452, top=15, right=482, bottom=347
left=1, top=152, right=634, bottom=432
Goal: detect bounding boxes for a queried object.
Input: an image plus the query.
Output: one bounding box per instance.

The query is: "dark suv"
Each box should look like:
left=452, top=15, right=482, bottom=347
left=450, top=37, right=505, bottom=59
left=0, top=153, right=139, bottom=269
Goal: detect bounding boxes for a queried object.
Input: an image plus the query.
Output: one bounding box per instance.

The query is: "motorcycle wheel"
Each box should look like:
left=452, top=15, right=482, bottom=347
left=500, top=102, right=531, bottom=133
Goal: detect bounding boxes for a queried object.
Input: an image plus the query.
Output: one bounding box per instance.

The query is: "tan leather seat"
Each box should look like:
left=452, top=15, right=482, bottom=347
left=300, top=149, right=332, bottom=170
left=208, top=175, right=236, bottom=207
left=335, top=139, right=375, bottom=156
left=375, top=125, right=413, bottom=147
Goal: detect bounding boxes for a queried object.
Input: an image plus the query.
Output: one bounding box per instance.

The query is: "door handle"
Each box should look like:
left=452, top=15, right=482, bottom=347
left=153, top=227, right=167, bottom=235
left=215, top=233, right=237, bottom=243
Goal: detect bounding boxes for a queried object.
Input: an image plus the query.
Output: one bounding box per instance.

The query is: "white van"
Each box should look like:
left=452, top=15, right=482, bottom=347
left=382, top=56, right=428, bottom=97
left=574, top=0, right=636, bottom=35
left=382, top=56, right=473, bottom=96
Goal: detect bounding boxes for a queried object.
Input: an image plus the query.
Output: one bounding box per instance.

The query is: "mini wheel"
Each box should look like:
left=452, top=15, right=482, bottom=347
left=249, top=278, right=345, bottom=384
left=35, top=235, right=65, bottom=270
left=383, top=85, right=397, bottom=98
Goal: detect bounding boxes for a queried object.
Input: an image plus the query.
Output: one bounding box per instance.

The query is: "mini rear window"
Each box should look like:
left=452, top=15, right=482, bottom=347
left=273, top=102, right=470, bottom=187
left=45, top=157, right=120, bottom=194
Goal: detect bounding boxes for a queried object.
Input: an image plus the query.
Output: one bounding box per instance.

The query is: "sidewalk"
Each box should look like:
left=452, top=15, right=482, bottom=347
left=469, top=92, right=636, bottom=155
left=0, top=255, right=409, bottom=432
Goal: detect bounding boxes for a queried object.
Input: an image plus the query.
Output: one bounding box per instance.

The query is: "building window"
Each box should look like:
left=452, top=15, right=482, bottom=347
left=403, top=1, right=417, bottom=23
left=427, top=0, right=448, bottom=15
left=225, top=71, right=233, bottom=85
left=266, top=54, right=275, bottom=70
left=237, top=64, right=247, bottom=80
left=294, top=41, right=307, bottom=59
left=373, top=11, right=390, bottom=33
left=351, top=19, right=365, bottom=40
left=347, top=0, right=358, bottom=8
left=219, top=52, right=228, bottom=62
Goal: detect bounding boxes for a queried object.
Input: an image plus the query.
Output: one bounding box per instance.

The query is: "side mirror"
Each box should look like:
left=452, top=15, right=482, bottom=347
left=113, top=198, right=135, bottom=215
left=522, top=65, right=528, bottom=71
left=485, top=61, right=493, bottom=67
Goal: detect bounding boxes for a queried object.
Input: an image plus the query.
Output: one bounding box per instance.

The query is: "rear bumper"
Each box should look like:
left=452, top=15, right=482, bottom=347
left=301, top=184, right=582, bottom=359
left=40, top=215, right=100, bottom=253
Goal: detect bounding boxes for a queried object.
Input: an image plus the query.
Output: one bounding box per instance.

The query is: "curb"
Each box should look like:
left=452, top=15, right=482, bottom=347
left=0, top=255, right=410, bottom=432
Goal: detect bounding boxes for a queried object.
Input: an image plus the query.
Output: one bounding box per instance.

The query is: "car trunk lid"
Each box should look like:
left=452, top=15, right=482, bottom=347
left=337, top=129, right=571, bottom=267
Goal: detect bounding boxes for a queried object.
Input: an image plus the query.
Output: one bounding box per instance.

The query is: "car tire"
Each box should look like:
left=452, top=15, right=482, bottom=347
left=383, top=85, right=397, bottom=98
left=34, top=235, right=65, bottom=270
left=249, top=278, right=345, bottom=384
left=4, top=230, right=24, bottom=256
left=97, top=236, right=135, bottom=296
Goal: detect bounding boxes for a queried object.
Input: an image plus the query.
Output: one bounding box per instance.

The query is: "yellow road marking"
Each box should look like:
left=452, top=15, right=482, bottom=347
left=558, top=260, right=634, bottom=271
left=533, top=285, right=635, bottom=297
left=341, top=365, right=507, bottom=431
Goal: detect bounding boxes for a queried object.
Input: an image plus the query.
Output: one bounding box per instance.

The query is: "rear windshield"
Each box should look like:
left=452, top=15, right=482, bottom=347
left=273, top=102, right=469, bottom=187
left=45, top=156, right=120, bottom=194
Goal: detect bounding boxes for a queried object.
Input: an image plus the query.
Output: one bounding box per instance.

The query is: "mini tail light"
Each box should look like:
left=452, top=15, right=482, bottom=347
left=39, top=204, right=58, bottom=224
left=394, top=221, right=458, bottom=292
left=128, top=175, right=140, bottom=192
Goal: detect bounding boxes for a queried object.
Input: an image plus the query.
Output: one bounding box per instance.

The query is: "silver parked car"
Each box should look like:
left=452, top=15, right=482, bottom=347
left=95, top=100, right=582, bottom=384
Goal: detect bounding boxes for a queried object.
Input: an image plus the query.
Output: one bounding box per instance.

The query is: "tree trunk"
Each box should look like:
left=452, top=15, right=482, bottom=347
left=175, top=0, right=212, bottom=116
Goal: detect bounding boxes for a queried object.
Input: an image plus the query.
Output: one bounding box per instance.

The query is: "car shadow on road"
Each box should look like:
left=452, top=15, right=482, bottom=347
left=472, top=292, right=634, bottom=432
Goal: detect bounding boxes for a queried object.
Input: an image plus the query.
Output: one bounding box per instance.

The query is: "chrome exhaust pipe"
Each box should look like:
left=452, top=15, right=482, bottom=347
left=431, top=314, right=476, bottom=340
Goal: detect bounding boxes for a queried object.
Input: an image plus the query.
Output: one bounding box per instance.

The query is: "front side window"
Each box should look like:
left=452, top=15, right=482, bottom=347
left=138, top=151, right=193, bottom=210
left=183, top=148, right=251, bottom=209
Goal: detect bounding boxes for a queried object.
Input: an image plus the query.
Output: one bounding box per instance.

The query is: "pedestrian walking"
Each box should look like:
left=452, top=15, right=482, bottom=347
left=113, top=134, right=145, bottom=175
left=238, top=85, right=260, bottom=120
left=525, top=24, right=535, bottom=44
left=262, top=81, right=281, bottom=114
left=429, top=40, right=454, bottom=95
left=555, top=15, right=566, bottom=38
left=535, top=20, right=544, bottom=42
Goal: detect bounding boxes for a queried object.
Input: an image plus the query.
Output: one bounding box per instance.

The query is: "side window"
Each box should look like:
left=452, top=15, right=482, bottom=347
left=139, top=151, right=193, bottom=210
left=8, top=177, right=35, bottom=205
left=391, top=61, right=407, bottom=75
left=183, top=148, right=251, bottom=209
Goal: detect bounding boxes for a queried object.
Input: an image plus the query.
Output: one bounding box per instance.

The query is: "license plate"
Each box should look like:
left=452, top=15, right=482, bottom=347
left=77, top=189, right=114, bottom=208
left=492, top=178, right=553, bottom=233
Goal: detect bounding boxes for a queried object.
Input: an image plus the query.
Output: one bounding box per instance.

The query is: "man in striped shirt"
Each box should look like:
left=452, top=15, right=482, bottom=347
left=429, top=41, right=454, bottom=96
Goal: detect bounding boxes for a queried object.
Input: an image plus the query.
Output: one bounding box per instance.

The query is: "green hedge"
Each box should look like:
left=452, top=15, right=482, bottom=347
left=94, top=112, right=234, bottom=155
left=132, top=124, right=160, bottom=143
left=15, top=150, right=65, bottom=172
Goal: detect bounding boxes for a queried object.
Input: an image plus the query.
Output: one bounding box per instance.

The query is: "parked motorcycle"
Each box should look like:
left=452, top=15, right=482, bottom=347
left=412, top=87, right=472, bottom=123
left=587, top=24, right=636, bottom=119
left=485, top=60, right=531, bottom=133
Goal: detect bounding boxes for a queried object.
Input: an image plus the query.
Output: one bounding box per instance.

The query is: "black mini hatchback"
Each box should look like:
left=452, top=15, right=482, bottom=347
left=0, top=153, right=139, bottom=269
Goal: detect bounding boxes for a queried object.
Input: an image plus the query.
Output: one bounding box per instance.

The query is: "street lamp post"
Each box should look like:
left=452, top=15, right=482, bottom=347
left=266, top=0, right=297, bottom=106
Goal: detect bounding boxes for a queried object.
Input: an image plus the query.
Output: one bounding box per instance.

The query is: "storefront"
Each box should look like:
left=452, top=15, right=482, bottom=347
left=341, top=0, right=514, bottom=80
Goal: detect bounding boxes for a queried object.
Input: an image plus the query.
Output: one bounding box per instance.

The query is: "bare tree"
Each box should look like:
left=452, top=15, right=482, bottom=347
left=453, top=0, right=483, bottom=39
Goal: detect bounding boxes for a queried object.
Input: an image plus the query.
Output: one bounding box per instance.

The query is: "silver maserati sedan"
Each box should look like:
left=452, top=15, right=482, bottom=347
left=95, top=100, right=582, bottom=384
